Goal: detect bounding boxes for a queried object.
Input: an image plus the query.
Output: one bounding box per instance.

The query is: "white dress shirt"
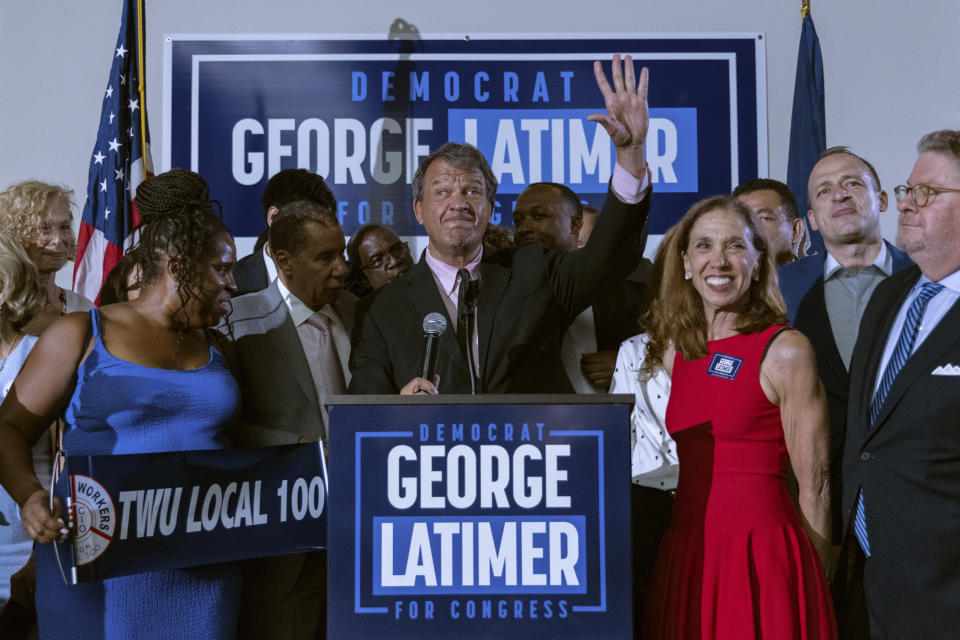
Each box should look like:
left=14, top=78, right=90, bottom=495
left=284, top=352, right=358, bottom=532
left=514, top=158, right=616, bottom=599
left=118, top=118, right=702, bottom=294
left=561, top=307, right=602, bottom=393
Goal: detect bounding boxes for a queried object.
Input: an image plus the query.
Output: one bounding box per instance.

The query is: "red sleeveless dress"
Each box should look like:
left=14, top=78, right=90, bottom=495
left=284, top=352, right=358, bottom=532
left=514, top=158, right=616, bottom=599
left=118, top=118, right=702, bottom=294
left=643, top=326, right=837, bottom=639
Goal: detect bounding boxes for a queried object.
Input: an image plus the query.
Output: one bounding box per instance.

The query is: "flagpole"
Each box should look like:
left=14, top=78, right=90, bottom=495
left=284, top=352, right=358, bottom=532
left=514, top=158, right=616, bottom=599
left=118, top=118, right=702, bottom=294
left=136, top=0, right=148, bottom=182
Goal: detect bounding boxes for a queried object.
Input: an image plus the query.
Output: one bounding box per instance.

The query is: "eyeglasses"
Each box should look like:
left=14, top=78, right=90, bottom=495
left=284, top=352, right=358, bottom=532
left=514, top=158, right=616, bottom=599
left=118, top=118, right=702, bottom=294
left=894, top=183, right=960, bottom=208
left=361, top=241, right=410, bottom=270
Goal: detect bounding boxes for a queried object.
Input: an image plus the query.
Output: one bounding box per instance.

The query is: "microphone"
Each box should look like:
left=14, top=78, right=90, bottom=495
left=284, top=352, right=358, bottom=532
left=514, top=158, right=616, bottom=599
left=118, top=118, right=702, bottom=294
left=420, top=312, right=448, bottom=381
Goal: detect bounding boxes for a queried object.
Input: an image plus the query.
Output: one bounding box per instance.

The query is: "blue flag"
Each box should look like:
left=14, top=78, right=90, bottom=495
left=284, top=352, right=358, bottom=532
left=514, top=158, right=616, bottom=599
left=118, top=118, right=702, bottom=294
left=787, top=5, right=826, bottom=256
left=73, top=0, right=154, bottom=302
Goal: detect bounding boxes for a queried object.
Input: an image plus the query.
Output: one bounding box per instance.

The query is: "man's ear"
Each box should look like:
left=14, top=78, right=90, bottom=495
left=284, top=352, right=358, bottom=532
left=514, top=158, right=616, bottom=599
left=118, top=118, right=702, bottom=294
left=570, top=214, right=583, bottom=237
left=413, top=200, right=424, bottom=225
left=806, top=210, right=819, bottom=232
left=791, top=217, right=805, bottom=245
left=272, top=248, right=291, bottom=276
left=877, top=190, right=888, bottom=213
left=265, top=205, right=280, bottom=226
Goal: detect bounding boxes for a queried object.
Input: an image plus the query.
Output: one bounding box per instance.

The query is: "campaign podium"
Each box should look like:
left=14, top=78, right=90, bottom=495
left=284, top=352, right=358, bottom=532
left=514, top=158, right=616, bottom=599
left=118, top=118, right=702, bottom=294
left=325, top=394, right=634, bottom=640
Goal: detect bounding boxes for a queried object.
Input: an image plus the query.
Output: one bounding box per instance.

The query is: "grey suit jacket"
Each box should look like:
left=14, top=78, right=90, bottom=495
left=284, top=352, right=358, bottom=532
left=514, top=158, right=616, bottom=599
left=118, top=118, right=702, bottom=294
left=221, top=281, right=355, bottom=607
left=225, top=281, right=356, bottom=446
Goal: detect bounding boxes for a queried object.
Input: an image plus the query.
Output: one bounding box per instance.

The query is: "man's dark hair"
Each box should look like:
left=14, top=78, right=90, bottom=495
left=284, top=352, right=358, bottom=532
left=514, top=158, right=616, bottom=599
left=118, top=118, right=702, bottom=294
left=732, top=178, right=799, bottom=220
left=820, top=146, right=883, bottom=191
left=261, top=169, right=336, bottom=220
left=412, top=143, right=498, bottom=202
left=525, top=182, right=584, bottom=218
left=269, top=200, right=339, bottom=256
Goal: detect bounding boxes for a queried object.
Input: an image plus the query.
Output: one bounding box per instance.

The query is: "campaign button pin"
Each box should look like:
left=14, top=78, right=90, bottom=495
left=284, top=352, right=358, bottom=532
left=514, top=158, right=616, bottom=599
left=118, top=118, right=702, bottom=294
left=707, top=353, right=744, bottom=380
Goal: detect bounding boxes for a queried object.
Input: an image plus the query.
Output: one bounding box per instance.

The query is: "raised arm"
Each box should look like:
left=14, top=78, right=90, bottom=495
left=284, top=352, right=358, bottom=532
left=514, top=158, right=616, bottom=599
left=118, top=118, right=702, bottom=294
left=0, top=313, right=91, bottom=542
left=760, top=329, right=832, bottom=573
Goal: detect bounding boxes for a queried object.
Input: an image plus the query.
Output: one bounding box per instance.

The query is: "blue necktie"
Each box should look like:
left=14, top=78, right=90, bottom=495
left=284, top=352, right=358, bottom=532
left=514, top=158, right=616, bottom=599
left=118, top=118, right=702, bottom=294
left=856, top=282, right=943, bottom=555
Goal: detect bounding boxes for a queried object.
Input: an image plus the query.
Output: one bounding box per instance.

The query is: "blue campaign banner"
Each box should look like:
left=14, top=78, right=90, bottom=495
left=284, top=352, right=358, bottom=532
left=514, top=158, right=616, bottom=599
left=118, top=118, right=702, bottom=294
left=52, top=443, right=327, bottom=583
left=326, top=397, right=632, bottom=639
left=164, top=34, right=765, bottom=238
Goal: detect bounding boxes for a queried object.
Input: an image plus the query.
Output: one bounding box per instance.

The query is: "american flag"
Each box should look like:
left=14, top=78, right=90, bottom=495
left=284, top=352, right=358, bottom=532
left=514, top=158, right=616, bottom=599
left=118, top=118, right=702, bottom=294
left=73, top=0, right=153, bottom=302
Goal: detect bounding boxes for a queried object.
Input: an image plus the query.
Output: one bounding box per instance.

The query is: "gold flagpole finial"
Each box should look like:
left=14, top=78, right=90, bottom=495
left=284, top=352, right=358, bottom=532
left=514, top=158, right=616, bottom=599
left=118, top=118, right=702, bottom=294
left=801, top=0, right=810, bottom=20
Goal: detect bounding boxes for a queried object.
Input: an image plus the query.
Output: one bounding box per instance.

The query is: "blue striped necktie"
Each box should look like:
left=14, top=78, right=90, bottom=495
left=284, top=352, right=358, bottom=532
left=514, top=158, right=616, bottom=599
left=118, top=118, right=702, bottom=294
left=856, top=281, right=943, bottom=555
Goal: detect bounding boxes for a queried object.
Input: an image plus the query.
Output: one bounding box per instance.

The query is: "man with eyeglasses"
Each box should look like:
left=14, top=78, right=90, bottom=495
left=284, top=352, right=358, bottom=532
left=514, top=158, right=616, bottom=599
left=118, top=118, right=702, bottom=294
left=777, top=148, right=913, bottom=629
left=841, top=129, right=960, bottom=639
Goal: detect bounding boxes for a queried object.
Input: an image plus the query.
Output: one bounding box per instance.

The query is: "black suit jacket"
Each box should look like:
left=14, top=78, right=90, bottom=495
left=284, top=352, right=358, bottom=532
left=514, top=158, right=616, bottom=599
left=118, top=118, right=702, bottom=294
left=843, top=265, right=960, bottom=636
left=778, top=242, right=913, bottom=541
left=349, top=187, right=649, bottom=394
left=592, top=261, right=651, bottom=352
left=233, top=247, right=271, bottom=296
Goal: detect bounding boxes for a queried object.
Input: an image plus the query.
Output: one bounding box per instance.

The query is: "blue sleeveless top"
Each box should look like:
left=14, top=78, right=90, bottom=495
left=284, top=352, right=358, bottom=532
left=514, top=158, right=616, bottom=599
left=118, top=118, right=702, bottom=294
left=63, top=308, right=240, bottom=455
left=37, top=308, right=242, bottom=640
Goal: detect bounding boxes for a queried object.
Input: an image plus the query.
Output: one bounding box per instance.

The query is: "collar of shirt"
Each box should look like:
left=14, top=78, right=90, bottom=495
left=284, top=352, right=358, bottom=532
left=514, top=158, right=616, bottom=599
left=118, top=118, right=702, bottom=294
left=276, top=276, right=337, bottom=327
left=824, top=241, right=890, bottom=281
left=263, top=243, right=278, bottom=284
left=914, top=265, right=960, bottom=295
left=423, top=245, right=483, bottom=299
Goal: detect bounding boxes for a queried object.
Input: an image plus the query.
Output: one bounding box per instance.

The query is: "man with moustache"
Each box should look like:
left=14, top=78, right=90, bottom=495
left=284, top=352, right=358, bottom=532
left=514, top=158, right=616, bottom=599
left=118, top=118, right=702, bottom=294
left=841, top=130, right=960, bottom=638
left=233, top=169, right=337, bottom=295
left=225, top=200, right=355, bottom=640
left=349, top=55, right=652, bottom=395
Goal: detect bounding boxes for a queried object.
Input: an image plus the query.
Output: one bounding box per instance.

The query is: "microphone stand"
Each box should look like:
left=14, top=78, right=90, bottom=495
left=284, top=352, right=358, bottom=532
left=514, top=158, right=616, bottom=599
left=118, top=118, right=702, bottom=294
left=460, top=279, right=480, bottom=395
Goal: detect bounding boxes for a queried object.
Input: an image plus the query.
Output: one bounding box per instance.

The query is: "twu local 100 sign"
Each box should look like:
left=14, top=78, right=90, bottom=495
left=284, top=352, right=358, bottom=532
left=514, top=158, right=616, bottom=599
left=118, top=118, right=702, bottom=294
left=164, top=35, right=764, bottom=238
left=327, top=397, right=633, bottom=639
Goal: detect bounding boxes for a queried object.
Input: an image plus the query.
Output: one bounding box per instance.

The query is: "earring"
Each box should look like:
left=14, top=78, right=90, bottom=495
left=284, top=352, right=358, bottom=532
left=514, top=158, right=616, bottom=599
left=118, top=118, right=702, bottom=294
left=684, top=273, right=692, bottom=280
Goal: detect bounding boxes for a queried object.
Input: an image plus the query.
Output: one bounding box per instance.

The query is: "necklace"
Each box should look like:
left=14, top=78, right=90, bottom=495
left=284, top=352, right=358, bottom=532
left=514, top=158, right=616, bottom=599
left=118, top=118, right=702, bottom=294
left=0, top=332, right=24, bottom=376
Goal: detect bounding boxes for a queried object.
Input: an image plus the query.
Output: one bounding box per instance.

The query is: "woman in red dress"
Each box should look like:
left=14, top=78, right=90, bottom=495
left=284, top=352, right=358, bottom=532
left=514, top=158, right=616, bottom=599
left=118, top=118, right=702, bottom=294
left=642, top=196, right=837, bottom=639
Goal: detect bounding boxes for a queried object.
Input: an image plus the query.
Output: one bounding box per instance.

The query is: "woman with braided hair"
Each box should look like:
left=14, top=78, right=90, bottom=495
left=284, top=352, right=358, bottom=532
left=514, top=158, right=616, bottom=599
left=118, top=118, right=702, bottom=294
left=97, top=168, right=212, bottom=306
left=0, top=181, right=241, bottom=639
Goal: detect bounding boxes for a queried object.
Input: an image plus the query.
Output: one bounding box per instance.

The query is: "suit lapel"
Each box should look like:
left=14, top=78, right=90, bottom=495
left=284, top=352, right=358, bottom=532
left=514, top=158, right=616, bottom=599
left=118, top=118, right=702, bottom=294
left=476, top=263, right=510, bottom=388
left=868, top=293, right=960, bottom=436
left=403, top=261, right=469, bottom=378
left=260, top=284, right=321, bottom=414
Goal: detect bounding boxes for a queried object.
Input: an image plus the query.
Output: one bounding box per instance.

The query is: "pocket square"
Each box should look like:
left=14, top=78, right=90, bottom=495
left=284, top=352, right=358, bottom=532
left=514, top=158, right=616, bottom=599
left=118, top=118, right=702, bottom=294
left=931, top=364, right=960, bottom=376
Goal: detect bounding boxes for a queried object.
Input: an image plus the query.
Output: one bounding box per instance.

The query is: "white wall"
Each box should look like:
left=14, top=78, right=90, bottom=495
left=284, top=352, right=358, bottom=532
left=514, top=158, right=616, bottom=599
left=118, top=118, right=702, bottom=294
left=1, top=0, right=957, bottom=286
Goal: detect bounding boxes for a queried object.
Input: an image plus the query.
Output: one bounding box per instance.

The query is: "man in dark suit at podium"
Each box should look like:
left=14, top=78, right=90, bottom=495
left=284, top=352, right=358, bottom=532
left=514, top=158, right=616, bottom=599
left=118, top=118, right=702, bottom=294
left=233, top=169, right=337, bottom=294
left=349, top=55, right=652, bottom=395
left=844, top=129, right=960, bottom=639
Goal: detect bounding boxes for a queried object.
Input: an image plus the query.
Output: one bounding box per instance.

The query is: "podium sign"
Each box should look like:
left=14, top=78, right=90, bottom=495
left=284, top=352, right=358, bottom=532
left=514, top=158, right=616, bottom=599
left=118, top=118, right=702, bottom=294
left=327, top=396, right=632, bottom=639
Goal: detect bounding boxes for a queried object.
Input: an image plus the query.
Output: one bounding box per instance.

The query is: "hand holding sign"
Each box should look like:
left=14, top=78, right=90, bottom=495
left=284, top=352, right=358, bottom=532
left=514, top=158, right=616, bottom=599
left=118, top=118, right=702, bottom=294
left=589, top=54, right=649, bottom=179
left=21, top=488, right=67, bottom=543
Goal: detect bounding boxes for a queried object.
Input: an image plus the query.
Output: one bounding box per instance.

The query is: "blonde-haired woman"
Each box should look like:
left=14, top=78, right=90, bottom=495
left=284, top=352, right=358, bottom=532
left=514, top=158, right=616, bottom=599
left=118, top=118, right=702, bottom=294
left=0, top=231, right=44, bottom=635
left=0, top=181, right=92, bottom=334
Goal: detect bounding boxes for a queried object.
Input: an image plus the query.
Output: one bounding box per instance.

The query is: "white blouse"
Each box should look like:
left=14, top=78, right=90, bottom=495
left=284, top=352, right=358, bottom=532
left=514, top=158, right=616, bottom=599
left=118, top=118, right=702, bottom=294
left=609, top=333, right=679, bottom=490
